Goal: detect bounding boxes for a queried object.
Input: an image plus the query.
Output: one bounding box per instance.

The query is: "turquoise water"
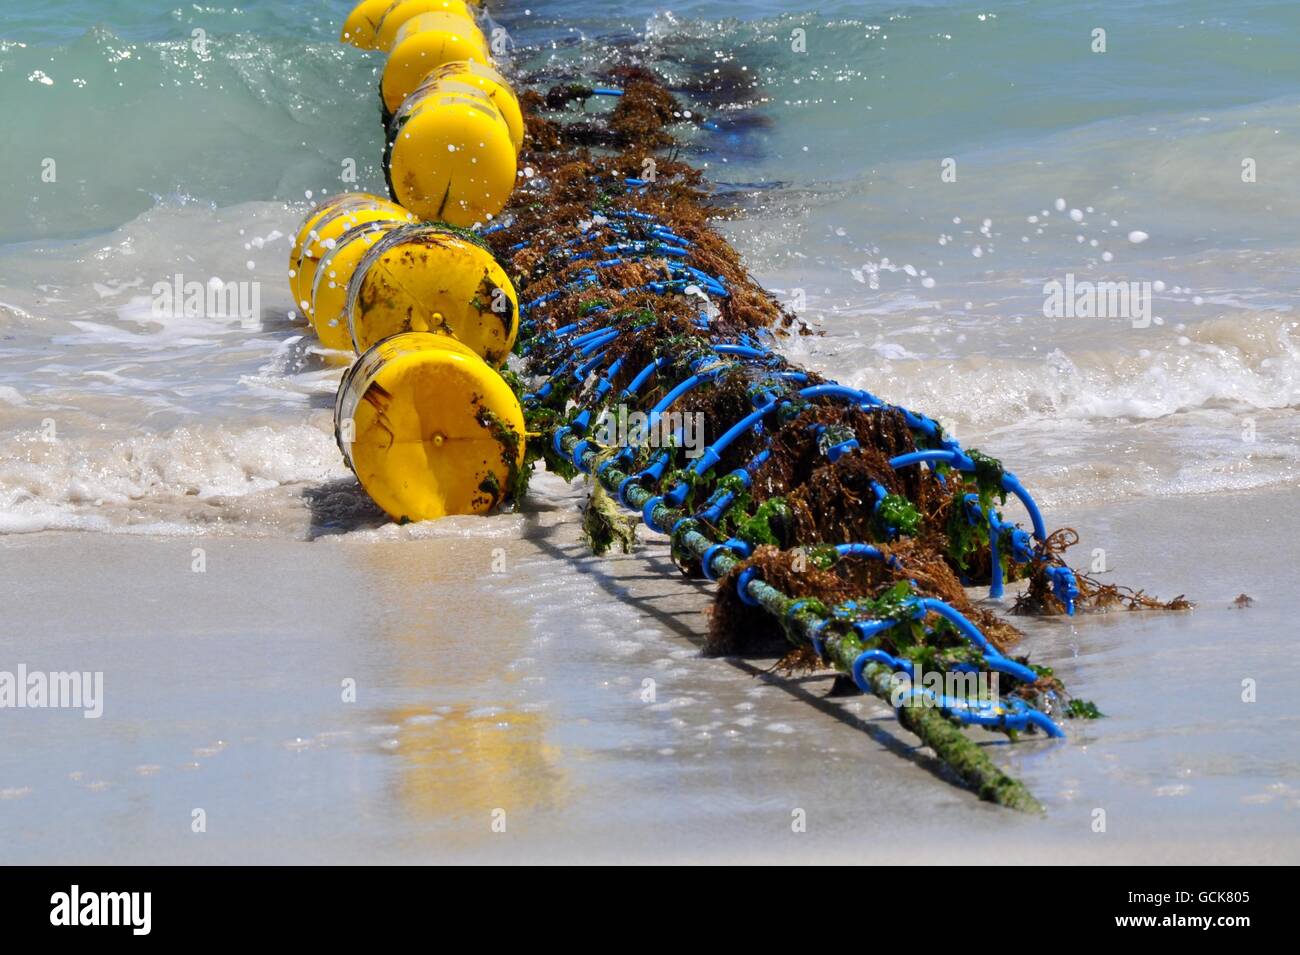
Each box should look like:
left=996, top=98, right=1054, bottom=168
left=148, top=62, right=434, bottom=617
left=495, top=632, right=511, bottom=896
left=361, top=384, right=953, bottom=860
left=6, top=2, right=1300, bottom=239
left=0, top=1, right=1296, bottom=527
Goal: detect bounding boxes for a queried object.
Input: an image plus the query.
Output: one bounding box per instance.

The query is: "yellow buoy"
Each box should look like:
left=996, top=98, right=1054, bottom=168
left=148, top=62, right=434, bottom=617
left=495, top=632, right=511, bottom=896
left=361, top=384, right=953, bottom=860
left=309, top=220, right=404, bottom=351
left=335, top=332, right=526, bottom=521
left=291, top=199, right=413, bottom=317
left=290, top=193, right=391, bottom=308
left=392, top=60, right=524, bottom=154
left=388, top=86, right=516, bottom=228
left=345, top=222, right=519, bottom=365
left=373, top=0, right=476, bottom=52
left=380, top=12, right=489, bottom=115
left=339, top=0, right=394, bottom=48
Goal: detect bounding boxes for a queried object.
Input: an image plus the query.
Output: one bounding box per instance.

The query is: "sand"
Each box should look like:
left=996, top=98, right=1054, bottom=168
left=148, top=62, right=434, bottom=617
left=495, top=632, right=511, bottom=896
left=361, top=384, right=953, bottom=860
left=1, top=477, right=1297, bottom=863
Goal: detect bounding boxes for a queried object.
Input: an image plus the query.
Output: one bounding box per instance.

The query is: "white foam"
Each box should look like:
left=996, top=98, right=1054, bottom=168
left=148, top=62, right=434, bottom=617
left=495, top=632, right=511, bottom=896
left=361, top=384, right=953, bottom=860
left=0, top=420, right=348, bottom=535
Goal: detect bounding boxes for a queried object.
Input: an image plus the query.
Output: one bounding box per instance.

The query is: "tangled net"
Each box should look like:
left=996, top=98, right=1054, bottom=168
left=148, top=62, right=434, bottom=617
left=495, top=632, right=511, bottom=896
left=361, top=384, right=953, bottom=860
left=479, top=70, right=1189, bottom=809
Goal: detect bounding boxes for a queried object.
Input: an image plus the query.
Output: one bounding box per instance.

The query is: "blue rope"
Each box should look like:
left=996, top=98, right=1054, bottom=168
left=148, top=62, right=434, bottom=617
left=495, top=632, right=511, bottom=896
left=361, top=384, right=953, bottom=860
left=509, top=196, right=1069, bottom=736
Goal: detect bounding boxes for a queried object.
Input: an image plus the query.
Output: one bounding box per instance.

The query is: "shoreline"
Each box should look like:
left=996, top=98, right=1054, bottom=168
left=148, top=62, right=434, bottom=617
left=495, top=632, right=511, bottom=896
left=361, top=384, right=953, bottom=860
left=2, top=478, right=1297, bottom=863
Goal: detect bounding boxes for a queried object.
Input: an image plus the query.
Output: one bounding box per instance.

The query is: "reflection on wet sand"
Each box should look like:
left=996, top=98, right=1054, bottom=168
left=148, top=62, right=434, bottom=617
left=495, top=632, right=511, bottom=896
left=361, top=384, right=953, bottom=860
left=379, top=705, right=570, bottom=837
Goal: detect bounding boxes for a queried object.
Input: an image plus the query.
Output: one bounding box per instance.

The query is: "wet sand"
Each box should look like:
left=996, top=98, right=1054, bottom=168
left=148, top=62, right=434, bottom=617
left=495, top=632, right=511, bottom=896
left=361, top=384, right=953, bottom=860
left=2, top=478, right=1297, bottom=863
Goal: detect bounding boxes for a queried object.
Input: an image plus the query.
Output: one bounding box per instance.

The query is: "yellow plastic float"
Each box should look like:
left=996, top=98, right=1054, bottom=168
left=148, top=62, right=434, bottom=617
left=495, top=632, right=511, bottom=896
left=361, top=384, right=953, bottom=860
left=289, top=194, right=412, bottom=316
left=388, top=86, right=517, bottom=227
left=308, top=220, right=404, bottom=351
left=393, top=60, right=524, bottom=154
left=290, top=193, right=381, bottom=307
left=380, top=12, right=490, bottom=115
left=344, top=222, right=518, bottom=364
left=339, top=0, right=394, bottom=48
left=328, top=8, right=525, bottom=524
left=335, top=332, right=525, bottom=521
left=373, top=0, right=477, bottom=52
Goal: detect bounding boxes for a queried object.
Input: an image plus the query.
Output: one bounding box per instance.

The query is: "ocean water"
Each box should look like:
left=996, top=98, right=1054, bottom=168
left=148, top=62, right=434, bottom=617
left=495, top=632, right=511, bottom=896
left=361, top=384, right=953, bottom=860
left=1, top=0, right=1297, bottom=534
